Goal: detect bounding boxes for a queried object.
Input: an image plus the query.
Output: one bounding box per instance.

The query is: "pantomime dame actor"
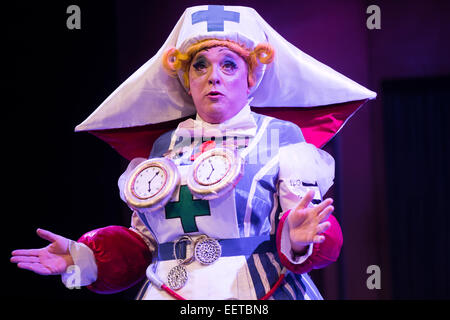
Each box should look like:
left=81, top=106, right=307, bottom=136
left=11, top=5, right=376, bottom=300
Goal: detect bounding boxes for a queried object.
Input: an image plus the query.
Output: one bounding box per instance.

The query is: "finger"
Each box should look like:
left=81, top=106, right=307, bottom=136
left=313, top=235, right=325, bottom=244
left=316, top=221, right=331, bottom=234
left=11, top=249, right=42, bottom=256
left=36, top=228, right=60, bottom=243
left=313, top=198, right=333, bottom=215
left=11, top=256, right=40, bottom=264
left=318, top=205, right=334, bottom=222
left=294, top=189, right=315, bottom=211
left=17, top=262, right=51, bottom=275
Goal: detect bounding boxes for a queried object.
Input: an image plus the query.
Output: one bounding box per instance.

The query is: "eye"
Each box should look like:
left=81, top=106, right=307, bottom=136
left=192, top=60, right=207, bottom=71
left=222, top=60, right=237, bottom=71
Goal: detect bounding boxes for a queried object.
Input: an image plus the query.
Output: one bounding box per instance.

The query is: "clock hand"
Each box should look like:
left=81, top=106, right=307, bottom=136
left=148, top=171, right=160, bottom=192
left=207, top=159, right=215, bottom=180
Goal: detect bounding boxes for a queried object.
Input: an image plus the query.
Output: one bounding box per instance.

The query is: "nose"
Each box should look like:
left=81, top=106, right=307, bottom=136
left=208, top=78, right=220, bottom=85
left=207, top=65, right=221, bottom=86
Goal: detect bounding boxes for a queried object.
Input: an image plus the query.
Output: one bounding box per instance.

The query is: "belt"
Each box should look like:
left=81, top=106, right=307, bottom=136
left=157, top=234, right=276, bottom=261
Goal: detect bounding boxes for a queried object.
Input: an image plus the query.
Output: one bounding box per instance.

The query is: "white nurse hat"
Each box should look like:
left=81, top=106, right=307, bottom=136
left=75, top=5, right=376, bottom=160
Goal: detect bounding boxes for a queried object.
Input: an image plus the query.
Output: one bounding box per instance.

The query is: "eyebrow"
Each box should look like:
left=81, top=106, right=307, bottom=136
left=195, top=49, right=238, bottom=60
left=219, top=48, right=239, bottom=58
left=193, top=55, right=206, bottom=61
left=191, top=48, right=241, bottom=68
left=222, top=54, right=237, bottom=61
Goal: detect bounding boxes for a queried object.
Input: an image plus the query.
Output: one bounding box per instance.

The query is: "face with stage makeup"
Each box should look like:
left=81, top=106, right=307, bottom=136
left=187, top=46, right=250, bottom=124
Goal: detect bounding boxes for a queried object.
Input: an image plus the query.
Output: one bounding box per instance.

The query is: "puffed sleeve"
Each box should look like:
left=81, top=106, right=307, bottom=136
left=62, top=132, right=172, bottom=294
left=276, top=141, right=343, bottom=274
left=77, top=225, right=153, bottom=294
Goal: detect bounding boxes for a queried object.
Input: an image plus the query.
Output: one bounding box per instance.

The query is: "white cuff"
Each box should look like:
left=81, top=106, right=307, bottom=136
left=280, top=217, right=313, bottom=265
left=61, top=241, right=98, bottom=289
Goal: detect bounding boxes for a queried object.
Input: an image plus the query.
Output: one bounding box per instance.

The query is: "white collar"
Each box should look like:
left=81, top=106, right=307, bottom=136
left=174, top=99, right=257, bottom=139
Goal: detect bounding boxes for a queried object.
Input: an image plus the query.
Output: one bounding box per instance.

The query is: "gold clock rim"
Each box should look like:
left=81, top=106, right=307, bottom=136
left=124, top=158, right=180, bottom=209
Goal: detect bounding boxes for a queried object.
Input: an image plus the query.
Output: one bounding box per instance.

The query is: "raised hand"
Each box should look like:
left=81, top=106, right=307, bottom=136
left=287, top=189, right=334, bottom=255
left=10, top=228, right=74, bottom=275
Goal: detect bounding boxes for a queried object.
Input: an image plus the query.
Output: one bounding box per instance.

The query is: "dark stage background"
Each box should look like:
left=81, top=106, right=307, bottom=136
left=4, top=0, right=449, bottom=300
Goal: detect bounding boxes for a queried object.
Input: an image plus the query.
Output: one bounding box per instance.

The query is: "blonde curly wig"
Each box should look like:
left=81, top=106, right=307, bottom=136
left=162, top=39, right=275, bottom=89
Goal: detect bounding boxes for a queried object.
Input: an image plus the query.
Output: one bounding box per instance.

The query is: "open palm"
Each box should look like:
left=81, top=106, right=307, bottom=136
left=288, top=190, right=334, bottom=254
left=11, top=228, right=74, bottom=275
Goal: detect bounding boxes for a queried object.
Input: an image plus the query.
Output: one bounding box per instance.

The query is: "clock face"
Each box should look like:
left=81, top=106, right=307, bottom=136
left=132, top=165, right=167, bottom=199
left=187, top=147, right=243, bottom=200
left=125, top=157, right=180, bottom=212
left=194, top=154, right=231, bottom=186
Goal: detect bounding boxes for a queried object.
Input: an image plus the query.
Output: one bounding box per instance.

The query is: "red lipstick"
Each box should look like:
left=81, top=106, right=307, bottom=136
left=206, top=91, right=223, bottom=96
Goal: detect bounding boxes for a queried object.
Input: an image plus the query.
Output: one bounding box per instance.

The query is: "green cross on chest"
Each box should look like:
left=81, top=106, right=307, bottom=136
left=165, top=185, right=211, bottom=233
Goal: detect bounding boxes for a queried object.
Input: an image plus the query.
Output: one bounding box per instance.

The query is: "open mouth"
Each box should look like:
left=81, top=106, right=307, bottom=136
left=207, top=91, right=223, bottom=96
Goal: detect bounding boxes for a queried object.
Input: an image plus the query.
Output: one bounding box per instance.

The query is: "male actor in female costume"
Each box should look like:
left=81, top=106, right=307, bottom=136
left=11, top=5, right=376, bottom=300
